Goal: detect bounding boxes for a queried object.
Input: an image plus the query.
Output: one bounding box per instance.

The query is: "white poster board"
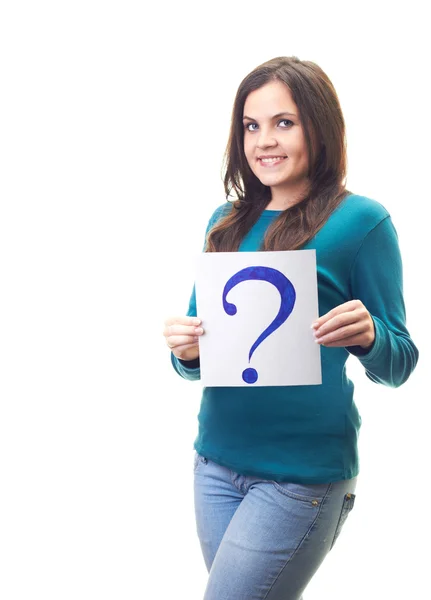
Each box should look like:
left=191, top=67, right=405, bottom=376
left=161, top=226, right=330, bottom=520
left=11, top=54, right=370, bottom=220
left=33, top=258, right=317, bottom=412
left=195, top=250, right=321, bottom=387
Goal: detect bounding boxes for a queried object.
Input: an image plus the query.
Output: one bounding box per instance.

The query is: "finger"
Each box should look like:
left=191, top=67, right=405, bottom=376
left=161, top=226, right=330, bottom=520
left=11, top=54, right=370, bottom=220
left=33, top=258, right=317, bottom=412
left=163, top=324, right=204, bottom=338
left=164, top=316, right=201, bottom=327
left=314, top=311, right=359, bottom=338
left=320, top=333, right=370, bottom=348
left=312, top=300, right=361, bottom=329
left=166, top=335, right=199, bottom=349
left=315, top=322, right=367, bottom=345
left=172, top=341, right=199, bottom=352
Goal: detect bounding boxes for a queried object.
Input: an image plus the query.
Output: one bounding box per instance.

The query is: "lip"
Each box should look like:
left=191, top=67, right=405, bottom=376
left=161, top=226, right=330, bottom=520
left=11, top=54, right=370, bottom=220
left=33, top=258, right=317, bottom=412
left=257, top=156, right=287, bottom=167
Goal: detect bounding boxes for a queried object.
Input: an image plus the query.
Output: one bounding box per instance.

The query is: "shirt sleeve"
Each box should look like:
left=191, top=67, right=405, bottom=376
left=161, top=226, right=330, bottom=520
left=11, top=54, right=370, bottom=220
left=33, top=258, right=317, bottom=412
left=171, top=203, right=232, bottom=381
left=346, top=216, right=419, bottom=387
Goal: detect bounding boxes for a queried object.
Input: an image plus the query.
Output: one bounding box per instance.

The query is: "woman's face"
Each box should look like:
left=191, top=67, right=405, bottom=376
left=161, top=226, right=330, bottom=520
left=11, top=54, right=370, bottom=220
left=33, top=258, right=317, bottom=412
left=243, top=80, right=310, bottom=207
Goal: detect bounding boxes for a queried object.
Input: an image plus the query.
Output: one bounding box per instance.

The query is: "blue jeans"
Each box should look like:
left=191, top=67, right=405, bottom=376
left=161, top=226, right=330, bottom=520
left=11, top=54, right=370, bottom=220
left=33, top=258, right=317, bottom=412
left=193, top=452, right=357, bottom=600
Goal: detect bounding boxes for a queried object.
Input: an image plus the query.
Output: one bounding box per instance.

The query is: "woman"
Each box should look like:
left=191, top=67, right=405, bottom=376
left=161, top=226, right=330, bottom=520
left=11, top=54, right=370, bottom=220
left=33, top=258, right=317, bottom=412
left=163, top=56, right=418, bottom=599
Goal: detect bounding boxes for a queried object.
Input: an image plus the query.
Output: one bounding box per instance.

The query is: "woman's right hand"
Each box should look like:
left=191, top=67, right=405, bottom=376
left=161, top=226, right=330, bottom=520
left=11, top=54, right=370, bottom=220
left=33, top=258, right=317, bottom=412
left=163, top=316, right=204, bottom=361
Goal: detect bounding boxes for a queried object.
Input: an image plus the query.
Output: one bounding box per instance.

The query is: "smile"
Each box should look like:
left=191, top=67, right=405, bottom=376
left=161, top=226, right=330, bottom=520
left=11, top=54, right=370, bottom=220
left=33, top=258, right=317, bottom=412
left=258, top=157, right=287, bottom=166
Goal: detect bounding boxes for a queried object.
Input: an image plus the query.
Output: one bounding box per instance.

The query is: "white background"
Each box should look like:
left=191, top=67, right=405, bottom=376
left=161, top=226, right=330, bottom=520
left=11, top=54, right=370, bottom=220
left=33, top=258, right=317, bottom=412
left=0, top=1, right=428, bottom=598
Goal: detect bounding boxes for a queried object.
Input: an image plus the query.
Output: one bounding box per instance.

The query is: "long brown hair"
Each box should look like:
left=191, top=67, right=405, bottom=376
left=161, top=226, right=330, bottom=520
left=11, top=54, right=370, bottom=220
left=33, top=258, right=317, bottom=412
left=206, top=56, right=350, bottom=252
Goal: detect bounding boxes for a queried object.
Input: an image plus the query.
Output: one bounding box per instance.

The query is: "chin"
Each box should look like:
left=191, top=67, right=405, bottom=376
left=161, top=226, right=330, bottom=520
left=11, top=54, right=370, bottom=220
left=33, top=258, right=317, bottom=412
left=260, top=176, right=291, bottom=187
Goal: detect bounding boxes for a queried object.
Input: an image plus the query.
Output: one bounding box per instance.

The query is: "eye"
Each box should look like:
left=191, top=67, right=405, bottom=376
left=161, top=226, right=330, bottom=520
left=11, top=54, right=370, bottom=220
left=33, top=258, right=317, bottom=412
left=243, top=119, right=294, bottom=132
left=279, top=119, right=294, bottom=128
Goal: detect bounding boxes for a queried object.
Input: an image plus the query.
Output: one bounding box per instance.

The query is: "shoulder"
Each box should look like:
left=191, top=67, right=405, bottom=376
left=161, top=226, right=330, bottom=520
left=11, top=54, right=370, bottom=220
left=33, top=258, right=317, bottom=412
left=331, top=193, right=392, bottom=240
left=340, top=194, right=389, bottom=220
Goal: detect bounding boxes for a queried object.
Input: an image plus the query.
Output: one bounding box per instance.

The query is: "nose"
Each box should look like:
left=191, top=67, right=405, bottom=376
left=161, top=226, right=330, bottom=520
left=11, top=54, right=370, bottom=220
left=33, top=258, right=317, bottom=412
left=256, top=126, right=277, bottom=149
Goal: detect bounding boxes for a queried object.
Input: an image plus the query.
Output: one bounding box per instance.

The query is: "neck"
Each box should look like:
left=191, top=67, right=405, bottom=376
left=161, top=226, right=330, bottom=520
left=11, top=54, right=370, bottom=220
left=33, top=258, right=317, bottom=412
left=266, top=193, right=306, bottom=211
left=266, top=181, right=310, bottom=211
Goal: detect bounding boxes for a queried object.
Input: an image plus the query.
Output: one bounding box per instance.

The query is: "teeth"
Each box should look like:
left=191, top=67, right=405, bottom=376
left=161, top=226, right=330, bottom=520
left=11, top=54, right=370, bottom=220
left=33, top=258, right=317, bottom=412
left=260, top=157, right=286, bottom=163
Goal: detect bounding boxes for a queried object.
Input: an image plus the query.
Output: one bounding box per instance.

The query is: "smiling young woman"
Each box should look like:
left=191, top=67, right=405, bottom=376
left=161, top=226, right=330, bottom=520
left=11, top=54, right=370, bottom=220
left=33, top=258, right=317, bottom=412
left=163, top=56, right=419, bottom=600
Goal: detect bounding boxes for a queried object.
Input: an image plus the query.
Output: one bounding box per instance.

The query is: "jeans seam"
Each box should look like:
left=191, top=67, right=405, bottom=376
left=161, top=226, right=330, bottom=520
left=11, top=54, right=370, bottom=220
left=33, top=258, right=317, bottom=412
left=261, top=482, right=334, bottom=600
left=329, top=493, right=355, bottom=550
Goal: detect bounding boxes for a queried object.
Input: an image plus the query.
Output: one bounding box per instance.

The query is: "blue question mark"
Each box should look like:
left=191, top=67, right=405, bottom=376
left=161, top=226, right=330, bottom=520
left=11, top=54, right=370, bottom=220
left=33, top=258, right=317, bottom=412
left=222, top=266, right=296, bottom=384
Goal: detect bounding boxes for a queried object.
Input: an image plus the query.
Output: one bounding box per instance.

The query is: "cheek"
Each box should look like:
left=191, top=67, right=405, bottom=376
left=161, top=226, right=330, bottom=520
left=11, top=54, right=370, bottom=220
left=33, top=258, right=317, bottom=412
left=289, top=140, right=309, bottom=169
left=288, top=132, right=307, bottom=155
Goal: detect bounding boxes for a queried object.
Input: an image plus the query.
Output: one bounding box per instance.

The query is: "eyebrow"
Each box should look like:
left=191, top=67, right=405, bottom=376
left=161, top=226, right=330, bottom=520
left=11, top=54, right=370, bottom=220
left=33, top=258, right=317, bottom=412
left=242, top=111, right=297, bottom=121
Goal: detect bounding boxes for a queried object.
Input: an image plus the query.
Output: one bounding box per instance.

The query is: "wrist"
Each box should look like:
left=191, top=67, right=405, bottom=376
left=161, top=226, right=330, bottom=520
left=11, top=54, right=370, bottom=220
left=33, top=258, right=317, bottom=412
left=360, top=317, right=376, bottom=349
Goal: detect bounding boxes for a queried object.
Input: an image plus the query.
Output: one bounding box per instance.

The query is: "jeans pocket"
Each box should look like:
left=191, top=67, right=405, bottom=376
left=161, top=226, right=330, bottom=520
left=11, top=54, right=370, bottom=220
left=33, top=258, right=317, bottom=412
left=271, top=480, right=331, bottom=504
left=193, top=451, right=208, bottom=472
left=330, top=492, right=356, bottom=550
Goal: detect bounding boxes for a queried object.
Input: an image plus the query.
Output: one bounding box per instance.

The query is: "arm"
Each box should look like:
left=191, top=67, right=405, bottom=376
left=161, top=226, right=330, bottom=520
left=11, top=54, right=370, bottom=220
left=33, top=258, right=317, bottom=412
left=170, top=285, right=201, bottom=381
left=346, top=216, right=418, bottom=387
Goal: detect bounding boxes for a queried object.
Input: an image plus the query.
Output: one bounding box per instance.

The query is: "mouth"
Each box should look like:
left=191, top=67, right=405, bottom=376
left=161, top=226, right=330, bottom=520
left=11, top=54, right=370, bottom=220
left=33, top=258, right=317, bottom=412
left=257, top=156, right=287, bottom=167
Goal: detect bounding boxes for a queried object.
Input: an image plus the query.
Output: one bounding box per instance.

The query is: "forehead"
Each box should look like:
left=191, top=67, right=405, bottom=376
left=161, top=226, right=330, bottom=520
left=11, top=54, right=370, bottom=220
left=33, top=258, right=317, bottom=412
left=243, top=80, right=297, bottom=117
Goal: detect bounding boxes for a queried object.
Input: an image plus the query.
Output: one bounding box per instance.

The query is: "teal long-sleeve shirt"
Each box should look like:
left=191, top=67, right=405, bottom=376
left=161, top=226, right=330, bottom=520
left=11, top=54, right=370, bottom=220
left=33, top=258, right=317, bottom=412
left=171, top=193, right=419, bottom=483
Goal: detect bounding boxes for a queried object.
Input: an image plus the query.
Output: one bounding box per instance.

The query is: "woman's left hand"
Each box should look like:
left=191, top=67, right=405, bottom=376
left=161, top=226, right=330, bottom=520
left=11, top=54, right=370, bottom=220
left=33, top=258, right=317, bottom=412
left=312, top=300, right=375, bottom=349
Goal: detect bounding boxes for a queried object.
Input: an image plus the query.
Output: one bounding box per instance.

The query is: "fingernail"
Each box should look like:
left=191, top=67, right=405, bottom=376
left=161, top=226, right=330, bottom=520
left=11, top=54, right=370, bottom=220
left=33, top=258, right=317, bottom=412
left=193, top=318, right=201, bottom=326
left=194, top=327, right=203, bottom=334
